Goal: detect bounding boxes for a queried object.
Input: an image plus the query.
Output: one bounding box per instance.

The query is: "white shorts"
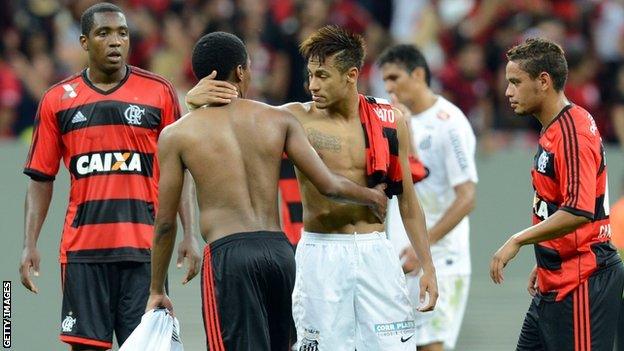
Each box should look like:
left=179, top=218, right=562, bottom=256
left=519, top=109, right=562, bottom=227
left=407, top=273, right=470, bottom=349
left=292, top=231, right=416, bottom=351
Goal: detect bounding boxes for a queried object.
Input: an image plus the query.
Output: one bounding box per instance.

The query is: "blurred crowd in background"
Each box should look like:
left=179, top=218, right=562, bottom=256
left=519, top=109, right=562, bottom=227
left=2, top=0, right=624, bottom=154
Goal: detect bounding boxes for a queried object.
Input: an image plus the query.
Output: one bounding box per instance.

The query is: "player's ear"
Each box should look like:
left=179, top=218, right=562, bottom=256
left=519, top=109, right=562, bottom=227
left=538, top=72, right=550, bottom=91
left=235, top=64, right=244, bottom=83
left=346, top=67, right=359, bottom=84
left=411, top=67, right=425, bottom=83
left=80, top=34, right=88, bottom=51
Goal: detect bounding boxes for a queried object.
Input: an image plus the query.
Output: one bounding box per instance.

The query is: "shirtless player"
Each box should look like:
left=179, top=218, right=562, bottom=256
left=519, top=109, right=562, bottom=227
left=146, top=31, right=387, bottom=351
left=187, top=26, right=438, bottom=351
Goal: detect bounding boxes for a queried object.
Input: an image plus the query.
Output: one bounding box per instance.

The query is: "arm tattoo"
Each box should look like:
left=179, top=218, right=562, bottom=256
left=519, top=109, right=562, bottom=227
left=306, top=128, right=342, bottom=152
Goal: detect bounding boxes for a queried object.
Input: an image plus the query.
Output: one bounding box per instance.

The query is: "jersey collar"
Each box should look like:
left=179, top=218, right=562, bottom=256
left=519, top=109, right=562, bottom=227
left=81, top=65, right=131, bottom=95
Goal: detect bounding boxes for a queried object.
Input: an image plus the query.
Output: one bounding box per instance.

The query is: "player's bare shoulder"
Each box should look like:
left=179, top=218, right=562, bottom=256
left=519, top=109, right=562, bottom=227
left=279, top=101, right=314, bottom=121
left=158, top=112, right=197, bottom=150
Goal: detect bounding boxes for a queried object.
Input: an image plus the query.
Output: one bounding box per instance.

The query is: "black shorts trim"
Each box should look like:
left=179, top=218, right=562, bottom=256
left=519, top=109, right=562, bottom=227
left=209, top=230, right=289, bottom=251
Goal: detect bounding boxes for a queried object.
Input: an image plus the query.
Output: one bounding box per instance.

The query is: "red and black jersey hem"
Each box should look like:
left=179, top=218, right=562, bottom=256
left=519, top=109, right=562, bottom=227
left=23, top=168, right=55, bottom=181
left=560, top=206, right=594, bottom=221
left=66, top=247, right=151, bottom=263
left=60, top=334, right=112, bottom=349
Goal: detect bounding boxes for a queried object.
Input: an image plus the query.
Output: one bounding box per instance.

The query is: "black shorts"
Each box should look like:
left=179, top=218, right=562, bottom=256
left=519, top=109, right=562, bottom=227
left=201, top=231, right=296, bottom=351
left=59, top=261, right=151, bottom=349
left=517, top=261, right=624, bottom=351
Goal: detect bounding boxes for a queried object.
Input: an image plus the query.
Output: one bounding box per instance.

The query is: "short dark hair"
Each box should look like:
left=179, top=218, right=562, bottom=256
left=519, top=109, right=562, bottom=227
left=506, top=37, right=568, bottom=91
left=80, top=2, right=124, bottom=35
left=377, top=44, right=431, bottom=86
left=299, top=25, right=365, bottom=72
left=192, top=32, right=248, bottom=81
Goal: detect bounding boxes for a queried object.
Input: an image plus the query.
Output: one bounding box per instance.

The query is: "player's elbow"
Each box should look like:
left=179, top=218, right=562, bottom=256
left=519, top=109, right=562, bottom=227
left=154, top=218, right=176, bottom=239
left=318, top=182, right=341, bottom=200
left=464, top=194, right=476, bottom=214
left=575, top=215, right=591, bottom=226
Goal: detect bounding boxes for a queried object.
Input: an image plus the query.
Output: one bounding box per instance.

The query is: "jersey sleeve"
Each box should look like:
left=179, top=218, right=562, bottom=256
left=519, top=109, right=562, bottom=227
left=442, top=121, right=478, bottom=187
left=556, top=134, right=599, bottom=219
left=159, top=80, right=181, bottom=131
left=23, top=94, right=62, bottom=181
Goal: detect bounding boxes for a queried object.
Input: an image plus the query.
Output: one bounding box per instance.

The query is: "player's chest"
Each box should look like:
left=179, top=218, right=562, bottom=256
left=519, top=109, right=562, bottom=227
left=302, top=120, right=366, bottom=168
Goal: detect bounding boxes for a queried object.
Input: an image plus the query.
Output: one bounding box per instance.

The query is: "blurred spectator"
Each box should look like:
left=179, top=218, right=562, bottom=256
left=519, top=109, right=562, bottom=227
left=439, top=41, right=496, bottom=151
left=1, top=0, right=624, bottom=152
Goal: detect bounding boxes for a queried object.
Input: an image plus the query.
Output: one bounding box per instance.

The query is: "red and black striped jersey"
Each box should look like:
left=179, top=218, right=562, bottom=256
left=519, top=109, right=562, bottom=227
left=24, top=66, right=181, bottom=263
left=279, top=155, right=302, bottom=244
left=531, top=104, right=619, bottom=301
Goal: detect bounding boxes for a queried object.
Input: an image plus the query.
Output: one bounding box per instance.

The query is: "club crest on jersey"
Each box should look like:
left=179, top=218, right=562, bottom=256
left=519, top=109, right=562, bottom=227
left=537, top=151, right=549, bottom=173
left=124, top=104, right=145, bottom=125
left=534, top=146, right=555, bottom=178
left=61, top=315, right=76, bottom=332
left=69, top=151, right=154, bottom=179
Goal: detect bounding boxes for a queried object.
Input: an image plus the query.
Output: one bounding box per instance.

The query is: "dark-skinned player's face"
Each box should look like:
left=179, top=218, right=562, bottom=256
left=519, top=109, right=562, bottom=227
left=80, top=12, right=129, bottom=74
left=307, top=54, right=353, bottom=109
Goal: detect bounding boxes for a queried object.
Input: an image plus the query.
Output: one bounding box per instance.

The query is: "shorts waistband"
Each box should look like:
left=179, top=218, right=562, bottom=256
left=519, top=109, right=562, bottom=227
left=207, top=231, right=288, bottom=252
left=301, top=231, right=386, bottom=241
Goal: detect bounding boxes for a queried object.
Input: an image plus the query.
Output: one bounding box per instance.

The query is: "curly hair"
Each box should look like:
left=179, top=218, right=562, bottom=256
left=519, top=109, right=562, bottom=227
left=192, top=32, right=248, bottom=81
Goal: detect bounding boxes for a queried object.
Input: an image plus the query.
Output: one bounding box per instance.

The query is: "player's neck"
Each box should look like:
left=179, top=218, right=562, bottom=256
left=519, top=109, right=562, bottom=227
left=535, top=92, right=569, bottom=128
left=327, top=90, right=360, bottom=120
left=86, top=65, right=127, bottom=85
left=408, top=89, right=437, bottom=115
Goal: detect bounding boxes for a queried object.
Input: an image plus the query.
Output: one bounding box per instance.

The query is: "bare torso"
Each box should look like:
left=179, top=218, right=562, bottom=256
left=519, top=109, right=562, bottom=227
left=172, top=99, right=289, bottom=243
left=285, top=102, right=383, bottom=234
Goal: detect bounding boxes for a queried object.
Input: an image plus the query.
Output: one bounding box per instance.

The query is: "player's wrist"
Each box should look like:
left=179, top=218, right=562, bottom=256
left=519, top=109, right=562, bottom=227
left=149, top=286, right=166, bottom=295
left=421, top=262, right=436, bottom=273
left=510, top=232, right=526, bottom=247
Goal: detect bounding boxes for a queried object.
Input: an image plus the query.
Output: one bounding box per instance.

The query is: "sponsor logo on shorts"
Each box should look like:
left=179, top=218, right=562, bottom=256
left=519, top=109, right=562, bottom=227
left=401, top=334, right=414, bottom=343
left=61, top=314, right=76, bottom=333
left=299, top=328, right=319, bottom=351
left=374, top=320, right=415, bottom=338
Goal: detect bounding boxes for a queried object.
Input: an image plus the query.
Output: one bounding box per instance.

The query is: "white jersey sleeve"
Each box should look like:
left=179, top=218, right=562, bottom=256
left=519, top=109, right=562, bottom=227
left=442, top=116, right=478, bottom=187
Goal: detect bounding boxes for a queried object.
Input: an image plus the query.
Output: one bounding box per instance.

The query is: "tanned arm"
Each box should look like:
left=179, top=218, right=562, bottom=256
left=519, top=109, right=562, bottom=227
left=395, top=108, right=438, bottom=311
left=20, top=180, right=54, bottom=293
left=146, top=126, right=185, bottom=314
left=428, top=181, right=476, bottom=244
left=490, top=210, right=589, bottom=284
left=176, top=170, right=200, bottom=284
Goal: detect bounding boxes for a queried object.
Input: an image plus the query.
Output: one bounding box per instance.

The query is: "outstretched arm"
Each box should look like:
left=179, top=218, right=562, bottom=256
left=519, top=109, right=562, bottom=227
left=147, top=126, right=185, bottom=314
left=20, top=180, right=53, bottom=293
left=283, top=113, right=387, bottom=219
left=395, top=109, right=438, bottom=311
